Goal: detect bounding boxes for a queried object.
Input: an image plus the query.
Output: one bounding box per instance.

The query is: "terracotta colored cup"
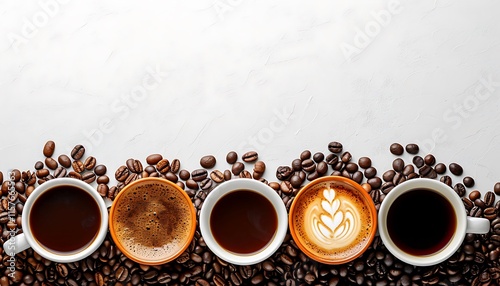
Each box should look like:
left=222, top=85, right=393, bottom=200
left=109, top=178, right=196, bottom=265
left=289, top=176, right=377, bottom=264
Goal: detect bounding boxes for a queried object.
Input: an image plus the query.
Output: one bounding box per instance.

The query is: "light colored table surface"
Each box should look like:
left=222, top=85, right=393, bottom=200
left=1, top=0, right=499, bottom=195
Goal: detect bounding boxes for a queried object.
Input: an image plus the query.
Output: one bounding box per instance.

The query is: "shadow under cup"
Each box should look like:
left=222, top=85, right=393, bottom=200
left=109, top=178, right=197, bottom=265
left=289, top=176, right=378, bottom=265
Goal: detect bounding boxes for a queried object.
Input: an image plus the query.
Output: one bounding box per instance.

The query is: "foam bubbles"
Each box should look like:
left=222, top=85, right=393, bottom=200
left=113, top=183, right=193, bottom=261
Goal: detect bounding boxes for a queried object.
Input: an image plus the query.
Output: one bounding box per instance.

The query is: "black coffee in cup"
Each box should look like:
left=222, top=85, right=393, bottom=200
left=386, top=188, right=456, bottom=256
left=30, top=185, right=101, bottom=253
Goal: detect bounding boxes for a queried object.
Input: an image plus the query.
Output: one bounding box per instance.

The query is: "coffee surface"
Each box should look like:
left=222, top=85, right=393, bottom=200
left=387, top=189, right=456, bottom=256
left=30, top=185, right=101, bottom=254
left=112, top=182, right=194, bottom=261
left=210, top=190, right=278, bottom=254
left=292, top=184, right=374, bottom=260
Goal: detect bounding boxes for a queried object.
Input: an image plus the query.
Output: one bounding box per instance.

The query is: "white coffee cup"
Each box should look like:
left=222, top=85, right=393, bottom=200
left=199, top=179, right=288, bottom=265
left=378, top=178, right=490, bottom=266
left=2, top=178, right=108, bottom=263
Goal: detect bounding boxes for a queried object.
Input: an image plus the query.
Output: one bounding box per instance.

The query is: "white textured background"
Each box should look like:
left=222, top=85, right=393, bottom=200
left=1, top=0, right=499, bottom=194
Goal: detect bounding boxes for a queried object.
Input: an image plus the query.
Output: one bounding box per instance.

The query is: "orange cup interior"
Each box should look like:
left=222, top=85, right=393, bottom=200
left=109, top=177, right=196, bottom=265
left=288, top=176, right=378, bottom=265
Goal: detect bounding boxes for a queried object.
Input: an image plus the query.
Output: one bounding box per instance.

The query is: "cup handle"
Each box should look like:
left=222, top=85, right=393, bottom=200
left=2, top=233, right=30, bottom=256
left=466, top=217, right=490, bottom=234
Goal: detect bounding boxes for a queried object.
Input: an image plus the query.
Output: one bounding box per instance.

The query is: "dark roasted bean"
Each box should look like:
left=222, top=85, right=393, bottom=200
left=82, top=172, right=96, bottom=184
left=454, top=183, right=466, bottom=197
left=200, top=155, right=217, bottom=168
left=449, top=163, right=463, bottom=176
left=434, top=163, right=446, bottom=174
left=301, top=159, right=316, bottom=173
left=328, top=141, right=343, bottom=153
left=405, top=143, right=419, bottom=154
left=45, top=157, right=58, bottom=170
left=43, top=140, right=56, bottom=157
left=390, top=143, right=404, bottom=155
left=424, top=154, right=435, bottom=166
left=413, top=156, right=424, bottom=168
left=392, top=158, right=404, bottom=172
left=364, top=167, right=377, bottom=179
left=71, top=144, right=85, bottom=160
left=115, top=166, right=129, bottom=181
left=156, top=159, right=170, bottom=173
left=232, top=162, right=245, bottom=176
left=94, top=164, right=107, bottom=176
left=325, top=153, right=339, bottom=165
left=276, top=166, right=292, bottom=180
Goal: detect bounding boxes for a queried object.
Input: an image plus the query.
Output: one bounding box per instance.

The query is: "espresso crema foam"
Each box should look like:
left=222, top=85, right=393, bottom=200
left=113, top=183, right=193, bottom=261
left=292, top=184, right=374, bottom=260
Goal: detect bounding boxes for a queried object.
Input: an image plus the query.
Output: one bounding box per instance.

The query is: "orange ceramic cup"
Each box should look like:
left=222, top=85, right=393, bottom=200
left=109, top=178, right=196, bottom=265
left=289, top=176, right=377, bottom=264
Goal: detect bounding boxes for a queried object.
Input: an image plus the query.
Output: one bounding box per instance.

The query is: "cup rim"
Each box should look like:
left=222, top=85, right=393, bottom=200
left=199, top=178, right=288, bottom=266
left=288, top=176, right=378, bottom=265
left=21, top=178, right=109, bottom=263
left=377, top=178, right=467, bottom=266
left=108, top=177, right=197, bottom=265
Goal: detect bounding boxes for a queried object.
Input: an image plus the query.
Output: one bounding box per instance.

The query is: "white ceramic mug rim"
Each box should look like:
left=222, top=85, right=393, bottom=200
left=378, top=178, right=467, bottom=266
left=199, top=179, right=288, bottom=265
left=21, top=178, right=109, bottom=263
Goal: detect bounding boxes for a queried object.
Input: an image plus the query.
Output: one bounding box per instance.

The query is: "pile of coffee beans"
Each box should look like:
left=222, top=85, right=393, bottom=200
left=1, top=140, right=500, bottom=285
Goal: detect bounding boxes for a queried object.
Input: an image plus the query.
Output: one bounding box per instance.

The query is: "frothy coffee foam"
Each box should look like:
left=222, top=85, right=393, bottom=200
left=293, top=184, right=373, bottom=260
left=113, top=183, right=193, bottom=261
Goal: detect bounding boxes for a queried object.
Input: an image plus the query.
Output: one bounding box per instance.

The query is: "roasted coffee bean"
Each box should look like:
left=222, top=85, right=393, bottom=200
left=383, top=170, right=396, bottom=182
left=179, top=169, right=190, bottom=180
left=200, top=155, right=217, bottom=168
left=71, top=144, right=85, bottom=160
left=312, top=152, right=324, bottom=163
left=210, top=170, right=224, bottom=183
left=276, top=166, right=292, bottom=180
left=392, top=158, right=404, bottom=172
left=358, top=157, right=371, bottom=169
left=146, top=154, right=162, bottom=165
left=367, top=177, right=382, bottom=189
left=36, top=168, right=49, bottom=178
left=495, top=182, right=500, bottom=195
left=254, top=161, right=266, bottom=174
left=97, top=184, right=109, bottom=197
left=461, top=176, right=474, bottom=188
left=200, top=178, right=213, bottom=190
left=224, top=170, right=232, bottom=181
left=115, top=166, right=129, bottom=181
left=419, top=165, right=431, bottom=176
left=484, top=207, right=497, bottom=220
left=96, top=175, right=109, bottom=184
left=82, top=172, right=96, bottom=184
left=317, top=161, right=328, bottom=175
left=72, top=160, right=85, bottom=173
left=57, top=154, right=71, bottom=168
left=341, top=151, right=352, bottom=163
left=44, top=157, right=58, bottom=170
left=34, top=161, right=44, bottom=170
left=364, top=167, right=377, bottom=179
left=290, top=175, right=303, bottom=188
left=301, top=159, right=316, bottom=173
left=156, top=159, right=171, bottom=173
left=433, top=163, right=446, bottom=174
left=299, top=150, right=311, bottom=161
left=242, top=151, right=258, bottom=162
left=43, top=140, right=56, bottom=157
left=307, top=171, right=319, bottom=181
left=352, top=171, right=363, bottom=184
left=232, top=162, right=245, bottom=176
left=462, top=197, right=474, bottom=210
left=226, top=151, right=238, bottom=164
left=405, top=143, right=419, bottom=154
left=325, top=154, right=339, bottom=165
left=469, top=190, right=481, bottom=201
left=454, top=183, right=466, bottom=197
left=449, top=163, right=463, bottom=176
left=186, top=179, right=199, bottom=190
left=345, top=162, right=358, bottom=173
left=412, top=156, right=424, bottom=168
left=291, top=159, right=302, bottom=171
left=67, top=171, right=82, bottom=180
left=280, top=181, right=293, bottom=195
left=126, top=158, right=143, bottom=173
left=169, top=159, right=180, bottom=173
left=393, top=172, right=405, bottom=185
left=82, top=156, right=96, bottom=170
left=402, top=165, right=414, bottom=176
left=381, top=182, right=394, bottom=194
left=328, top=141, right=343, bottom=153
left=390, top=143, right=404, bottom=155
left=484, top=191, right=495, bottom=207
left=94, top=164, right=107, bottom=176
left=424, top=154, right=435, bottom=166
left=440, top=175, right=452, bottom=187
left=424, top=169, right=437, bottom=179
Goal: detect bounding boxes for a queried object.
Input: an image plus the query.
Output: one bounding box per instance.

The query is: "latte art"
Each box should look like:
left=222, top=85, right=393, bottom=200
left=292, top=184, right=374, bottom=261
left=308, top=189, right=360, bottom=248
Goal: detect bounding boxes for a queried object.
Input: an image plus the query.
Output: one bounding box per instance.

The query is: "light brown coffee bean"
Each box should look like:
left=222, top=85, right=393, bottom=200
left=82, top=172, right=96, bottom=184
left=115, top=166, right=129, bottom=181
left=72, top=160, right=84, bottom=173
left=210, top=170, right=224, bottom=183
left=58, top=154, right=72, bottom=168
left=44, top=157, right=58, bottom=170
left=232, top=162, right=244, bottom=176
left=97, top=184, right=109, bottom=197
left=96, top=175, right=109, bottom=184
left=83, top=156, right=97, bottom=170
left=171, top=159, right=181, bottom=173
left=43, top=140, right=56, bottom=157
left=156, top=159, right=171, bottom=174
left=253, top=161, right=266, bottom=174
left=146, top=154, right=163, bottom=165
